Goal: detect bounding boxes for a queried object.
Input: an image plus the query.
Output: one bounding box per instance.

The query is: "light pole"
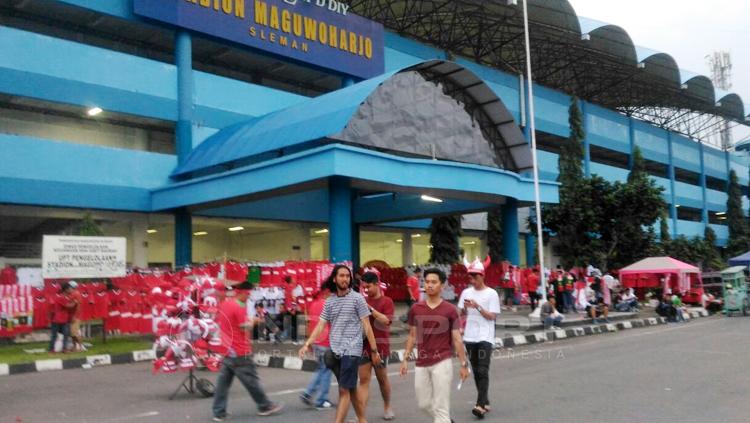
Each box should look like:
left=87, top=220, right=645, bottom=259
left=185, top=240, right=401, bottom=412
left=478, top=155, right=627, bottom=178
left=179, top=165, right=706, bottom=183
left=521, top=0, right=548, bottom=304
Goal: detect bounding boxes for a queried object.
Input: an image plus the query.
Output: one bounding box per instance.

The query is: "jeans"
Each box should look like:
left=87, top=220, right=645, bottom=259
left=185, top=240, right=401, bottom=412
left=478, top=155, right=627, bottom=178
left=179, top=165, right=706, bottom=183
left=303, top=345, right=332, bottom=406
left=48, top=323, right=70, bottom=352
left=543, top=315, right=563, bottom=330
left=464, top=341, right=493, bottom=408
left=563, top=291, right=574, bottom=313
left=212, top=356, right=274, bottom=418
left=285, top=312, right=298, bottom=342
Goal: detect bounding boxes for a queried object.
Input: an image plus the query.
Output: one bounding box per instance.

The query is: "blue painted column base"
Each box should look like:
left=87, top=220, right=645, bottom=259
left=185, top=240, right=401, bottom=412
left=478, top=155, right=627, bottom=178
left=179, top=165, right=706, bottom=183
left=502, top=199, right=520, bottom=265
left=329, top=177, right=354, bottom=264
left=525, top=233, right=536, bottom=266
left=175, top=208, right=192, bottom=267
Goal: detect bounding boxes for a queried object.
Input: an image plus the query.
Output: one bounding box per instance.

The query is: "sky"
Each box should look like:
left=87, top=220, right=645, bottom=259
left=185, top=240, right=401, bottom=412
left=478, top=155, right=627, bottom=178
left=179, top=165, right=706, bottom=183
left=567, top=0, right=750, bottom=144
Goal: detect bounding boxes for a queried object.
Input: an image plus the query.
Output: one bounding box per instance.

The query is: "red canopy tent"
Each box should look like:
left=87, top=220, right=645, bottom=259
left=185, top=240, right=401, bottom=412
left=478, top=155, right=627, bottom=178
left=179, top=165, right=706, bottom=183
left=619, top=257, right=703, bottom=303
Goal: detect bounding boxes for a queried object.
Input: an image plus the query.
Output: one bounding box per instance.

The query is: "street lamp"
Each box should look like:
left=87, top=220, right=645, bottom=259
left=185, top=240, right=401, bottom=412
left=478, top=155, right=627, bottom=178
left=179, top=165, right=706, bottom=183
left=521, top=0, right=548, bottom=305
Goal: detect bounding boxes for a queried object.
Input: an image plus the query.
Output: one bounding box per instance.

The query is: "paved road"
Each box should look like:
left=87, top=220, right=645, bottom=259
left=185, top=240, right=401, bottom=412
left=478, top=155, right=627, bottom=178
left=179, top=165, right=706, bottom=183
left=1, top=316, right=748, bottom=423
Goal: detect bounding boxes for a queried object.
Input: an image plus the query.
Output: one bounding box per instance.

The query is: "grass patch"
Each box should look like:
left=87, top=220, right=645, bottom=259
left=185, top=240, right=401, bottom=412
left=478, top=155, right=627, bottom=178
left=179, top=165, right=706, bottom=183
left=0, top=336, right=153, bottom=365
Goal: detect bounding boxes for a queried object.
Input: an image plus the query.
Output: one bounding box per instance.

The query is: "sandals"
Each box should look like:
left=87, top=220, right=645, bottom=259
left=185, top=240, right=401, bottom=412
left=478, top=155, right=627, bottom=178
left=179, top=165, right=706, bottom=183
left=472, top=405, right=488, bottom=419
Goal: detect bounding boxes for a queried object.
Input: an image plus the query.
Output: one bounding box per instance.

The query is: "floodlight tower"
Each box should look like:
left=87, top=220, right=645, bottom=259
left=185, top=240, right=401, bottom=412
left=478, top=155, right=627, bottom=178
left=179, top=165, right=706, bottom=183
left=707, top=51, right=733, bottom=149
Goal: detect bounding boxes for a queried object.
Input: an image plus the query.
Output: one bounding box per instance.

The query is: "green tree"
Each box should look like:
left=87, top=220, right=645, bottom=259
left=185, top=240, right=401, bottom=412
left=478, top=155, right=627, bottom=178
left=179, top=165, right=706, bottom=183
left=538, top=97, right=592, bottom=268
left=598, top=147, right=665, bottom=269
left=486, top=208, right=503, bottom=263
left=77, top=211, right=104, bottom=236
left=702, top=226, right=724, bottom=270
left=664, top=236, right=705, bottom=266
left=429, top=215, right=462, bottom=264
left=726, top=169, right=749, bottom=256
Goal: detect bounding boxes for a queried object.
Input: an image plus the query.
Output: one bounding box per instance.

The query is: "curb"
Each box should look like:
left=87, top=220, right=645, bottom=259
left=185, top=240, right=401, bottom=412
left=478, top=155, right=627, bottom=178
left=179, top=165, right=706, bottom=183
left=0, top=310, right=711, bottom=376
left=0, top=349, right=156, bottom=377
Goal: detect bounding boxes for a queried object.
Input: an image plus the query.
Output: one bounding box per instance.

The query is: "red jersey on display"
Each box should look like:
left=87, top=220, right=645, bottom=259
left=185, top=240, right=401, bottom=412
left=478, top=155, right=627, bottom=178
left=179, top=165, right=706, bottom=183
left=406, top=276, right=420, bottom=300
left=364, top=294, right=394, bottom=358
left=216, top=299, right=251, bottom=356
left=0, top=266, right=16, bottom=285
left=33, top=295, right=50, bottom=329
left=407, top=300, right=460, bottom=367
left=307, top=297, right=330, bottom=348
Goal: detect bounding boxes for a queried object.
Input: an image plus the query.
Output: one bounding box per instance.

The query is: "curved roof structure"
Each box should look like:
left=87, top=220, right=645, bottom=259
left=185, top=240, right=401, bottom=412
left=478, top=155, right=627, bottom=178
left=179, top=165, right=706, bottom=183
left=174, top=60, right=531, bottom=177
left=349, top=0, right=749, bottom=141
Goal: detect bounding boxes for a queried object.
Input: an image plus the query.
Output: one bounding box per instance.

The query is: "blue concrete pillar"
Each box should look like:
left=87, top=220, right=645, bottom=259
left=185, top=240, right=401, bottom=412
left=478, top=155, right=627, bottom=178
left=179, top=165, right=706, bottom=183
left=175, top=209, right=192, bottom=267
left=666, top=132, right=678, bottom=237
left=502, top=198, right=520, bottom=265
left=581, top=100, right=591, bottom=177
left=628, top=117, right=636, bottom=169
left=329, top=177, right=354, bottom=264
left=524, top=232, right=536, bottom=266
left=699, top=141, right=708, bottom=230
left=521, top=74, right=532, bottom=142
left=176, top=30, right=194, bottom=166
left=724, top=150, right=731, bottom=191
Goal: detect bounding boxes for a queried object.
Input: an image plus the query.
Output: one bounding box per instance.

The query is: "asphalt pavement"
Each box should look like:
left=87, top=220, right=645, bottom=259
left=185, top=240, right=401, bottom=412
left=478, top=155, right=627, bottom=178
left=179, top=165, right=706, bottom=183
left=1, top=315, right=747, bottom=423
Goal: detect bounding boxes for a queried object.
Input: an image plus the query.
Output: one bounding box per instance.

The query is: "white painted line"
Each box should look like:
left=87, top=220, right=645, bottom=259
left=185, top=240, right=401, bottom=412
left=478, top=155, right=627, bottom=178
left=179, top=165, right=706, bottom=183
left=533, top=332, right=547, bottom=342
left=110, top=411, right=160, bottom=421
left=395, top=349, right=405, bottom=362
left=605, top=324, right=617, bottom=332
left=132, top=350, right=156, bottom=362
left=494, top=338, right=504, bottom=348
left=512, top=335, right=527, bottom=345
left=254, top=353, right=271, bottom=367
left=554, top=330, right=567, bottom=339
left=0, top=363, right=8, bottom=376
left=648, top=318, right=658, bottom=325
left=690, top=312, right=699, bottom=318
left=283, top=357, right=303, bottom=371
left=622, top=321, right=633, bottom=329
left=700, top=310, right=709, bottom=317
left=86, top=354, right=112, bottom=366
left=35, top=358, right=63, bottom=372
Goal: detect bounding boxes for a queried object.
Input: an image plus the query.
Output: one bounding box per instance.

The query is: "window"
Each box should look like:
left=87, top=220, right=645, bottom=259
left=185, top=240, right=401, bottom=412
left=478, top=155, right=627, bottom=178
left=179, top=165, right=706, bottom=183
left=644, top=160, right=669, bottom=179
left=708, top=211, right=728, bottom=225
left=706, top=175, right=727, bottom=192
left=590, top=145, right=629, bottom=170
left=677, top=206, right=703, bottom=222
left=674, top=167, right=701, bottom=186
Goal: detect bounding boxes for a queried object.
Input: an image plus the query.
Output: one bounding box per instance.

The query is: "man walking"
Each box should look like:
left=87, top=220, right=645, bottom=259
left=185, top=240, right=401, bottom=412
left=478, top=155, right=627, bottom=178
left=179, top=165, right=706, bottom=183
left=400, top=268, right=469, bottom=423
left=458, top=257, right=500, bottom=419
left=358, top=271, right=395, bottom=420
left=300, top=285, right=334, bottom=410
left=212, top=280, right=283, bottom=422
left=299, top=265, right=381, bottom=423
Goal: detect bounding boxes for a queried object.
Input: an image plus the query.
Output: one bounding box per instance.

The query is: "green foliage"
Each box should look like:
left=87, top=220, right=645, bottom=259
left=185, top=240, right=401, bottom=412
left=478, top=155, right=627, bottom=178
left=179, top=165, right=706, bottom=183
left=659, top=228, right=724, bottom=271
left=429, top=215, right=462, bottom=264
left=726, top=170, right=750, bottom=256
left=486, top=208, right=503, bottom=263
left=77, top=211, right=104, bottom=236
left=702, top=227, right=724, bottom=271
left=558, top=97, right=585, bottom=193
left=540, top=146, right=665, bottom=270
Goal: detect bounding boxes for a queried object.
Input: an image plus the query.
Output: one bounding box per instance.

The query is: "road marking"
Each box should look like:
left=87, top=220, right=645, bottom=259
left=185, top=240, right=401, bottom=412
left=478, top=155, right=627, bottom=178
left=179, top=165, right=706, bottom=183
left=35, top=359, right=63, bottom=372
left=109, top=411, right=160, bottom=421
left=0, top=363, right=8, bottom=376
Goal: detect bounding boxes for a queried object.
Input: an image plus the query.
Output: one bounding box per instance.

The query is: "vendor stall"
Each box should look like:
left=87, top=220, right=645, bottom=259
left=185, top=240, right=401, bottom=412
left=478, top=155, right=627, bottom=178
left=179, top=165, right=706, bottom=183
left=619, top=257, right=703, bottom=304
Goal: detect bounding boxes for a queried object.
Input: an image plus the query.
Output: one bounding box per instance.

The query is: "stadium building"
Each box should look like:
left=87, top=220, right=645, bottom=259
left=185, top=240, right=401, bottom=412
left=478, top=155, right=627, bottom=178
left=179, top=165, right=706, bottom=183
left=0, top=0, right=748, bottom=269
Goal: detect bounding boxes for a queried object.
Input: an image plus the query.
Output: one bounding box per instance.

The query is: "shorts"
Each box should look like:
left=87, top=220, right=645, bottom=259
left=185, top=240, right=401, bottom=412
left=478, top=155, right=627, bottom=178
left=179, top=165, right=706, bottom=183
left=71, top=320, right=81, bottom=338
left=360, top=353, right=389, bottom=368
left=338, top=355, right=361, bottom=389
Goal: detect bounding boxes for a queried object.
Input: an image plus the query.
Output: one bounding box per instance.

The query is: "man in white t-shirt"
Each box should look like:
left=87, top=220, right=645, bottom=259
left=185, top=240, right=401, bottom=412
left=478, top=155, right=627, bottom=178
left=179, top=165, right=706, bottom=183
left=458, top=257, right=501, bottom=419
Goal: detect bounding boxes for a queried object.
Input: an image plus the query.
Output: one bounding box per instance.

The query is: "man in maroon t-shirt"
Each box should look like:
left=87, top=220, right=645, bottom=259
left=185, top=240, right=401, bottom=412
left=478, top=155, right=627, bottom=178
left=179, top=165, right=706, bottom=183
left=48, top=283, right=75, bottom=353
left=358, top=271, right=396, bottom=420
left=212, top=280, right=283, bottom=421
left=526, top=269, right=541, bottom=311
left=400, top=268, right=469, bottom=423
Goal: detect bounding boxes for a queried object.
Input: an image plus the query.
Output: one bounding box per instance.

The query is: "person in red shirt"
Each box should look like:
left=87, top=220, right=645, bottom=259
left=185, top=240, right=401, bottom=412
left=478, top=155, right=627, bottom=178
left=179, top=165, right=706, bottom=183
left=358, top=271, right=396, bottom=420
left=48, top=283, right=75, bottom=353
left=283, top=275, right=304, bottom=344
left=400, top=268, right=469, bottom=423
left=212, top=280, right=283, bottom=421
left=299, top=286, right=334, bottom=410
left=406, top=268, right=421, bottom=307
left=526, top=269, right=541, bottom=311
left=68, top=281, right=86, bottom=352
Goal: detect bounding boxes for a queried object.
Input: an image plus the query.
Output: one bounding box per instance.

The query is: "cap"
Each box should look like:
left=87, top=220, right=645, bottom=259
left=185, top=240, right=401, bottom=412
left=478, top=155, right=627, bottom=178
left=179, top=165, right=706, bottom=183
left=224, top=279, right=253, bottom=291
left=68, top=281, right=78, bottom=289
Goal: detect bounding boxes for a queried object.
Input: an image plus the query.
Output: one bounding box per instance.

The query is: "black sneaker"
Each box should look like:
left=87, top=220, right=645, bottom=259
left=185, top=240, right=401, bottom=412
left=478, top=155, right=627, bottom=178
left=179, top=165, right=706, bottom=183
left=299, top=393, right=313, bottom=406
